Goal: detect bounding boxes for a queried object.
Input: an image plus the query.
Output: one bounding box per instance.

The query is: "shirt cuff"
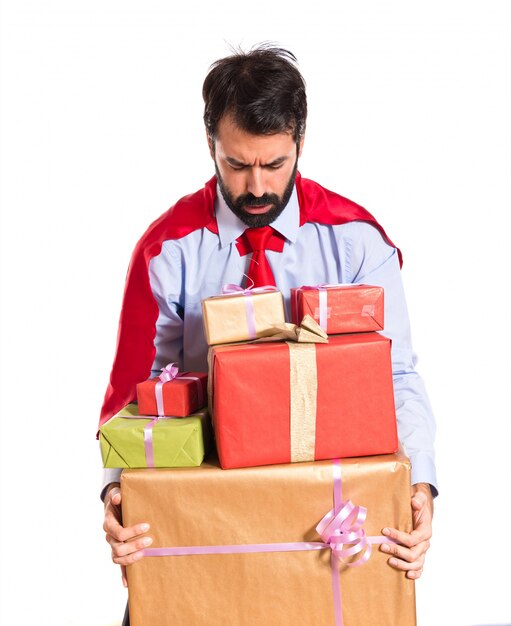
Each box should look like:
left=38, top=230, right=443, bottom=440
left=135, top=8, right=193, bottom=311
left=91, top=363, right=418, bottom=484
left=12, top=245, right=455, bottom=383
left=408, top=451, right=439, bottom=498
left=100, top=467, right=123, bottom=502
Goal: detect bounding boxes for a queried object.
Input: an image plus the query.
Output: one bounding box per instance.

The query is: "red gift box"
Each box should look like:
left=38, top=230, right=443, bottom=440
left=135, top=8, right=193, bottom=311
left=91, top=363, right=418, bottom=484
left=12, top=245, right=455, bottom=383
left=210, top=333, right=398, bottom=469
left=290, top=284, right=384, bottom=334
left=137, top=371, right=208, bottom=417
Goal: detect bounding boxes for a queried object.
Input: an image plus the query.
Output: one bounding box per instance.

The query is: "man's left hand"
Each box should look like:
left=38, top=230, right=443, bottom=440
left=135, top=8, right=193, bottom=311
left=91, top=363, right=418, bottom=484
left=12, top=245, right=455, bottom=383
left=380, top=482, right=434, bottom=579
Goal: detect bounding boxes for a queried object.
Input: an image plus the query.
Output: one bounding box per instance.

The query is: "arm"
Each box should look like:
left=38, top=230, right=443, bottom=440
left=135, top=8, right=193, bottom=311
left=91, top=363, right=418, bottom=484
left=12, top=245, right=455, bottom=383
left=100, top=241, right=185, bottom=581
left=346, top=222, right=437, bottom=577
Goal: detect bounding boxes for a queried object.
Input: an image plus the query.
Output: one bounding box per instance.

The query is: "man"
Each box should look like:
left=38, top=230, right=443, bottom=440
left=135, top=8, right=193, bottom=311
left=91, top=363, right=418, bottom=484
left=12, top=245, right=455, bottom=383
left=101, top=45, right=436, bottom=605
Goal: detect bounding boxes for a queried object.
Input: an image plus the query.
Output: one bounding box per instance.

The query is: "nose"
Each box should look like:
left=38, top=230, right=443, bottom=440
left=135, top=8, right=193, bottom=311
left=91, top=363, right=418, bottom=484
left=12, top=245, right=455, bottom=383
left=246, top=167, right=266, bottom=198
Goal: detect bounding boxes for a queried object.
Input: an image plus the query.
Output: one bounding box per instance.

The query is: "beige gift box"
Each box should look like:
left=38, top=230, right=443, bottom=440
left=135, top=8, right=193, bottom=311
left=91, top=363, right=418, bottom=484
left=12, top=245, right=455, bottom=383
left=122, top=452, right=416, bottom=626
left=201, top=288, right=285, bottom=345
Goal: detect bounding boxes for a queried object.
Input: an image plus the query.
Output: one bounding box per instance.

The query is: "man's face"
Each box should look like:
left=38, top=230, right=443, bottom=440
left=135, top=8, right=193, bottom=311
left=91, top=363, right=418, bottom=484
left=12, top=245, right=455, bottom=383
left=209, top=115, right=304, bottom=228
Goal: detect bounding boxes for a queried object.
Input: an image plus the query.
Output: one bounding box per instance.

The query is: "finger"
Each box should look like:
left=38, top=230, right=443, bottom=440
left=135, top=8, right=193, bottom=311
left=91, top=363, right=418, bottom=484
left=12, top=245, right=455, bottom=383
left=386, top=552, right=425, bottom=572
left=112, top=548, right=147, bottom=567
left=110, top=490, right=122, bottom=506
left=380, top=540, right=428, bottom=563
left=406, top=568, right=423, bottom=580
left=121, top=566, right=128, bottom=588
left=387, top=554, right=425, bottom=572
left=104, top=518, right=151, bottom=542
left=382, top=526, right=430, bottom=546
left=108, top=535, right=153, bottom=559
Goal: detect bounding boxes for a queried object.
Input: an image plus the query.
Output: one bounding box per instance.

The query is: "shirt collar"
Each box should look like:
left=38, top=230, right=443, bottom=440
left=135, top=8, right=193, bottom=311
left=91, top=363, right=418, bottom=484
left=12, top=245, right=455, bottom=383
left=215, top=184, right=300, bottom=248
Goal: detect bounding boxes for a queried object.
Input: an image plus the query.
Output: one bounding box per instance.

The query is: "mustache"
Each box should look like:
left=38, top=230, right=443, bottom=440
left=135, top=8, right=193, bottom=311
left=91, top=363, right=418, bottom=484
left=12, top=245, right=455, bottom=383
left=235, top=193, right=279, bottom=209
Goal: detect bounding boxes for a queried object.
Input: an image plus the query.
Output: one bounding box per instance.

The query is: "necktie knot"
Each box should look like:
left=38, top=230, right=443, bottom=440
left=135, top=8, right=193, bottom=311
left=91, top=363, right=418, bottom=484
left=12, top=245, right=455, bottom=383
left=243, top=226, right=274, bottom=252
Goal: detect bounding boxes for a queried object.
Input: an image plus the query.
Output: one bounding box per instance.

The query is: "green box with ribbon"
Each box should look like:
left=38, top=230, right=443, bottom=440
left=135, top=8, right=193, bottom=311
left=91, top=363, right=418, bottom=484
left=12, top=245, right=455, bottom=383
left=100, top=403, right=212, bottom=468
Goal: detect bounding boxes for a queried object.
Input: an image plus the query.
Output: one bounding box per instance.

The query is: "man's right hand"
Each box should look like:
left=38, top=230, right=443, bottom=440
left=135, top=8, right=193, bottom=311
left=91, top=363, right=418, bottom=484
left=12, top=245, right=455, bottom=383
left=103, top=483, right=153, bottom=587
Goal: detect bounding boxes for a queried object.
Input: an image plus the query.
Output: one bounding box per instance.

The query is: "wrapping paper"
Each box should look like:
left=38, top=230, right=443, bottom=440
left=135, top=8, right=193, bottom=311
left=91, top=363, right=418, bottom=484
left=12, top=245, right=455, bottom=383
left=137, top=371, right=207, bottom=417
left=290, top=284, right=384, bottom=334
left=122, top=452, right=416, bottom=626
left=99, top=403, right=211, bottom=468
left=202, top=289, right=285, bottom=345
left=209, top=333, right=398, bottom=469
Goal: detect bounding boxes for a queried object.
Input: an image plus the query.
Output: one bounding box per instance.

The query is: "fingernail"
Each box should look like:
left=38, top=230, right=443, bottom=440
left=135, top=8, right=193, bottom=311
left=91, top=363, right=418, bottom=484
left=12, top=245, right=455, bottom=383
left=133, top=552, right=143, bottom=561
left=142, top=537, right=153, bottom=547
left=140, top=524, right=150, bottom=532
left=381, top=543, right=390, bottom=553
left=382, top=528, right=390, bottom=536
left=389, top=558, right=398, bottom=566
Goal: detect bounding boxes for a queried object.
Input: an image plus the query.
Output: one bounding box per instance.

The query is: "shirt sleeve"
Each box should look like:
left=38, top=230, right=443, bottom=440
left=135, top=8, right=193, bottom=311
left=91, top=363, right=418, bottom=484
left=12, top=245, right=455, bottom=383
left=148, top=241, right=186, bottom=376
left=343, top=222, right=438, bottom=496
left=100, top=467, right=122, bottom=502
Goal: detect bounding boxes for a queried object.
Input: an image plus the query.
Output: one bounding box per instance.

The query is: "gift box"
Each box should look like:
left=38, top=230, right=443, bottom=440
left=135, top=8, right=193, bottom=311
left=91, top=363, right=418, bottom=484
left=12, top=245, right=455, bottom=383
left=137, top=369, right=207, bottom=417
left=291, top=284, right=384, bottom=334
left=122, top=452, right=416, bottom=626
left=209, top=332, right=398, bottom=469
left=99, top=403, right=212, bottom=468
left=202, top=287, right=285, bottom=345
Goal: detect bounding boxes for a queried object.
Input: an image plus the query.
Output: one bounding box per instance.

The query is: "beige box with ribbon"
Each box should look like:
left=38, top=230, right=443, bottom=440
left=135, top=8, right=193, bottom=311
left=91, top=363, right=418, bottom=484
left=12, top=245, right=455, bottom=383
left=122, top=452, right=416, bottom=626
left=202, top=287, right=285, bottom=345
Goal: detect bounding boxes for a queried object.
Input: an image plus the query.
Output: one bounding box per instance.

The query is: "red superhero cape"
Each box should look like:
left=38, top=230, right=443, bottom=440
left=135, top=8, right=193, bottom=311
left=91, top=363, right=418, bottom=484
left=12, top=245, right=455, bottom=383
left=97, top=172, right=401, bottom=432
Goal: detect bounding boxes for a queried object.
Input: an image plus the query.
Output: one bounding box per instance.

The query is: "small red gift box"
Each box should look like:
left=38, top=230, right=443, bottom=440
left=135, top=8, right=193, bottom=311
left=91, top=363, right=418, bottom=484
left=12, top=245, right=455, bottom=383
left=209, top=333, right=398, bottom=469
left=137, top=367, right=208, bottom=417
left=290, top=284, right=384, bottom=334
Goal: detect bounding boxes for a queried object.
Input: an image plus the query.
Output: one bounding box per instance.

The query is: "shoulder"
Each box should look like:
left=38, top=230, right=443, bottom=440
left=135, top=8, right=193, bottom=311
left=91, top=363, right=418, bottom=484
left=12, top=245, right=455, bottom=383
left=297, top=175, right=371, bottom=223
left=131, top=177, right=217, bottom=265
left=297, top=174, right=402, bottom=267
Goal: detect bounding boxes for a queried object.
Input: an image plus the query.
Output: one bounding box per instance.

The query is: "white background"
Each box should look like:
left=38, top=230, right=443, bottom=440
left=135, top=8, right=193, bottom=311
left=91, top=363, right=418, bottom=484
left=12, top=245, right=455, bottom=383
left=1, top=1, right=510, bottom=625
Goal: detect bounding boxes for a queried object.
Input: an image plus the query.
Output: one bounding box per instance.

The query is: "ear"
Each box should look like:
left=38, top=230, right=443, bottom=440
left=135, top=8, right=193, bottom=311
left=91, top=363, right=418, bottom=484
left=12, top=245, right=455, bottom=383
left=297, top=135, right=305, bottom=158
left=206, top=132, right=215, bottom=160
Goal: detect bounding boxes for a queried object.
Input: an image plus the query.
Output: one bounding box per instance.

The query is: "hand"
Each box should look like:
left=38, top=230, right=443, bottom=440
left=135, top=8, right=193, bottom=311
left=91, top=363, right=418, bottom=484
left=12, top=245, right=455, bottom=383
left=103, top=483, right=153, bottom=587
left=380, top=482, right=433, bottom=580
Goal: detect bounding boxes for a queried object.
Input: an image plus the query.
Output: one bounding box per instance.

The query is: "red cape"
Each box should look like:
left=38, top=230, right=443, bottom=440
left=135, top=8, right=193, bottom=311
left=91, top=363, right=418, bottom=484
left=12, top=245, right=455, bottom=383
left=98, top=173, right=401, bottom=432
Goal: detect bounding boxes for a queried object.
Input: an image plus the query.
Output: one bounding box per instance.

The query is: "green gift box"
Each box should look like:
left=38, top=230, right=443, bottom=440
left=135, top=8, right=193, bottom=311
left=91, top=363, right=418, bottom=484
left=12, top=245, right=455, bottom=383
left=100, top=403, right=212, bottom=468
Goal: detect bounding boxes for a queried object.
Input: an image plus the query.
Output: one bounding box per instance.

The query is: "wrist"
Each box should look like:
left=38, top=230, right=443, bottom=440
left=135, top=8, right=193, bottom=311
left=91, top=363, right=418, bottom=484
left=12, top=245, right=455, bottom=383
left=412, top=482, right=432, bottom=495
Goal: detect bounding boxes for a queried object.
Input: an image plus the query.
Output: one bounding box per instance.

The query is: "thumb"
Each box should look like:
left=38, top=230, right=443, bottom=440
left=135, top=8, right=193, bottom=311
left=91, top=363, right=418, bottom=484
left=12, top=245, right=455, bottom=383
left=411, top=491, right=426, bottom=510
left=110, top=488, right=122, bottom=505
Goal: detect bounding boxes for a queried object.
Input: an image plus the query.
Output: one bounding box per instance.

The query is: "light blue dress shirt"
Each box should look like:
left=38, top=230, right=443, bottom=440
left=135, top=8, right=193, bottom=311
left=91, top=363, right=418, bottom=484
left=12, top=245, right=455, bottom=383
left=102, top=184, right=438, bottom=496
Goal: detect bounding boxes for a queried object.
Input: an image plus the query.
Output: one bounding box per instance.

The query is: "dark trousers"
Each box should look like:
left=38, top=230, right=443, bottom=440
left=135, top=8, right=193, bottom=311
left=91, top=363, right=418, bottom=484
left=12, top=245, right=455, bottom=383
left=122, top=602, right=130, bottom=626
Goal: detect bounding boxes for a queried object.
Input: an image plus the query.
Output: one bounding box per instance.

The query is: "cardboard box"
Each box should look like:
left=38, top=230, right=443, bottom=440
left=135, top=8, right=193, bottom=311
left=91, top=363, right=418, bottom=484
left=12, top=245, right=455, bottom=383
left=122, top=452, right=416, bottom=626
left=202, top=289, right=285, bottom=345
left=291, top=284, right=384, bottom=334
left=137, top=371, right=207, bottom=417
left=99, top=403, right=211, bottom=468
left=209, top=333, right=398, bottom=469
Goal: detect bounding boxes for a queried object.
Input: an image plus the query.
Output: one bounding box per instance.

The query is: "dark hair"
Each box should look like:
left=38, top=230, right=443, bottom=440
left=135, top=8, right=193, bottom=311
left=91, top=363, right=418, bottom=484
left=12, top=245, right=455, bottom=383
left=203, top=44, right=307, bottom=143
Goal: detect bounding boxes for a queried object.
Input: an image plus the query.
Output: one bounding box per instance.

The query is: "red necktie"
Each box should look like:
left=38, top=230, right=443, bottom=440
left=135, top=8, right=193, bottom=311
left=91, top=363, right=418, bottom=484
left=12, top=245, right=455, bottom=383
left=236, top=226, right=285, bottom=288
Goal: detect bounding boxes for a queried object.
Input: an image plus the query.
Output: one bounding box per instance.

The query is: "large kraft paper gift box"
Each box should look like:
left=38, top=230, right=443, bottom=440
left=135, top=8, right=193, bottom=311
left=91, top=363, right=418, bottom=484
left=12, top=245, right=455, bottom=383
left=202, top=287, right=285, bottom=345
left=122, top=452, right=416, bottom=626
left=290, top=284, right=384, bottom=334
left=99, top=403, right=212, bottom=468
left=209, top=333, right=398, bottom=469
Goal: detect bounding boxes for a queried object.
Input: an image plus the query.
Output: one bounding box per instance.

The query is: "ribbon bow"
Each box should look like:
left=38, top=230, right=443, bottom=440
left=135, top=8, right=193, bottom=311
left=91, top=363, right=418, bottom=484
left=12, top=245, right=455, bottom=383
left=159, top=362, right=180, bottom=383
left=156, top=363, right=204, bottom=417
left=316, top=500, right=372, bottom=566
left=220, top=284, right=278, bottom=296
left=259, top=314, right=328, bottom=344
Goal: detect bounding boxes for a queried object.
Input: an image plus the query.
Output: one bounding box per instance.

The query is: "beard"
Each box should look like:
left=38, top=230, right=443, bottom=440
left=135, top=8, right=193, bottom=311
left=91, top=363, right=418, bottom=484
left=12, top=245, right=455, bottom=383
left=215, top=158, right=298, bottom=228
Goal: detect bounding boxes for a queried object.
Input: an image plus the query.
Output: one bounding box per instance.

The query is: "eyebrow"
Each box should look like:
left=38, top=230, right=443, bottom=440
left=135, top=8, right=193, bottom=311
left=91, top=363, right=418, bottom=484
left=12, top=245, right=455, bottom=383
left=225, top=155, right=289, bottom=167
